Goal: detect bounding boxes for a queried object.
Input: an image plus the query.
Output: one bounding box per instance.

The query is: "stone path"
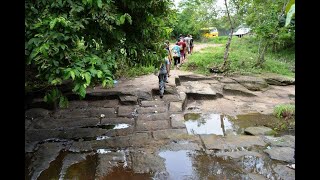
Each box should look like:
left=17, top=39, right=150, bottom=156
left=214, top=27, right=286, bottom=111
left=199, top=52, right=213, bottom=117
left=25, top=70, right=295, bottom=180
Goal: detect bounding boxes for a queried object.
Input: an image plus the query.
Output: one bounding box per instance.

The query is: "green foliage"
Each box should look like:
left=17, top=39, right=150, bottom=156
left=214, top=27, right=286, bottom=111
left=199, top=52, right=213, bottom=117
left=245, top=0, right=295, bottom=50
left=115, top=65, right=156, bottom=78
left=273, top=104, right=295, bottom=119
left=182, top=37, right=294, bottom=76
left=26, top=0, right=172, bottom=107
left=285, top=0, right=295, bottom=27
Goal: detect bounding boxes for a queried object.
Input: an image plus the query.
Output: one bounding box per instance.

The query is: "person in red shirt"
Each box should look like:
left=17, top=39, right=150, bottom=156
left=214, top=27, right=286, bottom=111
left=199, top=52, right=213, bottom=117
left=177, top=38, right=187, bottom=64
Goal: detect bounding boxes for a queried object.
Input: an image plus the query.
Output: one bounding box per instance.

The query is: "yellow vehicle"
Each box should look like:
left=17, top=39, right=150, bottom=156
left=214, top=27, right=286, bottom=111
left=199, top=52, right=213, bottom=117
left=200, top=27, right=219, bottom=38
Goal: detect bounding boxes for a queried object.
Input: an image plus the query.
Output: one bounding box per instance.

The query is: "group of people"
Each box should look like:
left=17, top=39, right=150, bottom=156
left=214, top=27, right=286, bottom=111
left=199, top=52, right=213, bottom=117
left=157, top=34, right=194, bottom=98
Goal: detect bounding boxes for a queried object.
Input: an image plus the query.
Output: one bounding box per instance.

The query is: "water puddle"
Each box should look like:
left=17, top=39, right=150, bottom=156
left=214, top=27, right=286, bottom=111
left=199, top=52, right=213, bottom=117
left=158, top=150, right=197, bottom=179
left=158, top=149, right=277, bottom=179
left=82, top=123, right=131, bottom=130
left=184, top=113, right=235, bottom=135
left=37, top=150, right=68, bottom=180
left=99, top=166, right=152, bottom=180
left=184, top=112, right=295, bottom=136
left=63, top=154, right=98, bottom=180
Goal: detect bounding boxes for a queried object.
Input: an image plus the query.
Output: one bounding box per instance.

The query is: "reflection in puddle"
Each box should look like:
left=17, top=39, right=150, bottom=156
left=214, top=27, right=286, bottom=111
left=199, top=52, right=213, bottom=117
left=64, top=154, right=97, bottom=180
left=159, top=150, right=196, bottom=179
left=184, top=113, right=235, bottom=135
left=97, top=149, right=112, bottom=154
left=113, top=123, right=130, bottom=129
left=96, top=136, right=110, bottom=140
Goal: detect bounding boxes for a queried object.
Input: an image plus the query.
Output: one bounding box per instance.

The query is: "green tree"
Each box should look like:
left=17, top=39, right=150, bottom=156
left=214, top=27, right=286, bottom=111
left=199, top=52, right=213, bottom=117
left=25, top=0, right=172, bottom=108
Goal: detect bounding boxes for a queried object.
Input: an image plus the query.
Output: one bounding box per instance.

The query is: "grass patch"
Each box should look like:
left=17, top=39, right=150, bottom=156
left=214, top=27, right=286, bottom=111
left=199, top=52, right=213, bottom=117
left=182, top=36, right=295, bottom=77
left=115, top=65, right=155, bottom=79
left=273, top=104, right=295, bottom=119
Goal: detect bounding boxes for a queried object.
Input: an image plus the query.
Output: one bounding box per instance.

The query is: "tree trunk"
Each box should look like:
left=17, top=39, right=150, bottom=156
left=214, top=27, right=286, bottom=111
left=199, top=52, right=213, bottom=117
left=222, top=0, right=234, bottom=71
left=255, top=41, right=268, bottom=68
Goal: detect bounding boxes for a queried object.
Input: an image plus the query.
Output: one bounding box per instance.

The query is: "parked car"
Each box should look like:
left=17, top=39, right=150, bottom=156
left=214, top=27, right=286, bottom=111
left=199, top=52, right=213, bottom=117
left=231, top=27, right=251, bottom=37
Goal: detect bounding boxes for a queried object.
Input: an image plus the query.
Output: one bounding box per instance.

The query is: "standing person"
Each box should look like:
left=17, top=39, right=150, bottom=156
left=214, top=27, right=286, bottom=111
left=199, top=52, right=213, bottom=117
left=171, top=41, right=181, bottom=69
left=177, top=38, right=186, bottom=64
left=189, top=35, right=194, bottom=54
left=158, top=44, right=170, bottom=98
left=184, top=35, right=191, bottom=54
left=165, top=40, right=172, bottom=77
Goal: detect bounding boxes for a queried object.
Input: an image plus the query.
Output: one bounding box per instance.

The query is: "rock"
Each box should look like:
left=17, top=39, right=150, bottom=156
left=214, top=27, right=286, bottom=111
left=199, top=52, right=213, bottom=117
left=223, top=84, right=257, bottom=96
left=28, top=117, right=100, bottom=129
left=137, top=107, right=167, bottom=114
left=117, top=106, right=136, bottom=118
left=161, top=141, right=201, bottom=151
left=262, top=73, right=295, bottom=86
left=170, top=114, right=186, bottom=129
left=119, top=95, right=138, bottom=105
left=28, top=142, right=65, bottom=180
left=248, top=173, right=267, bottom=180
left=95, top=151, right=127, bottom=178
left=273, top=164, right=295, bottom=180
left=153, top=129, right=188, bottom=140
left=137, top=113, right=170, bottom=121
left=129, top=151, right=166, bottom=174
left=88, top=99, right=119, bottom=108
left=26, top=128, right=107, bottom=142
left=200, top=135, right=266, bottom=150
left=244, top=126, right=276, bottom=136
left=169, top=102, right=183, bottom=112
left=179, top=74, right=213, bottom=82
left=136, top=120, right=170, bottom=131
left=94, top=133, right=151, bottom=148
left=215, top=151, right=262, bottom=159
left=100, top=117, right=135, bottom=125
left=264, top=147, right=295, bottom=163
left=140, top=100, right=165, bottom=107
left=25, top=108, right=51, bottom=119
left=230, top=76, right=269, bottom=91
left=162, top=94, right=181, bottom=102
left=182, top=81, right=217, bottom=97
left=67, top=101, right=89, bottom=109
left=59, top=153, right=92, bottom=179
left=262, top=135, right=295, bottom=148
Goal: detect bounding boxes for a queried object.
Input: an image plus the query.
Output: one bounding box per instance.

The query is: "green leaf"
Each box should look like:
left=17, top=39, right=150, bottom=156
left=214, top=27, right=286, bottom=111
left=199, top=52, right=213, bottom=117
left=79, top=85, right=86, bottom=98
left=51, top=78, right=62, bottom=85
left=70, top=71, right=75, bottom=80
left=44, top=95, right=48, bottom=102
left=59, top=96, right=69, bottom=108
left=49, top=19, right=57, bottom=29
left=97, top=70, right=103, bottom=78
left=97, top=0, right=102, bottom=8
left=102, top=79, right=107, bottom=87
left=285, top=4, right=295, bottom=27
left=73, top=83, right=81, bottom=92
left=84, top=72, right=91, bottom=84
left=285, top=0, right=295, bottom=14
left=119, top=15, right=126, bottom=25
left=29, top=49, right=39, bottom=60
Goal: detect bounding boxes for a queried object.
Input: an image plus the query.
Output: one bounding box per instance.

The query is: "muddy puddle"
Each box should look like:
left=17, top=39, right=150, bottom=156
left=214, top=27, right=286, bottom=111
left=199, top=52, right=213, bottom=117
left=158, top=149, right=278, bottom=179
left=184, top=112, right=295, bottom=136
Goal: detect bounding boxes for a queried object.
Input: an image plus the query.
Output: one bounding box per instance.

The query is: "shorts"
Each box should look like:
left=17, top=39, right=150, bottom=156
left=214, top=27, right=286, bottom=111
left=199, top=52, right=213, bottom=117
left=173, top=57, right=180, bottom=65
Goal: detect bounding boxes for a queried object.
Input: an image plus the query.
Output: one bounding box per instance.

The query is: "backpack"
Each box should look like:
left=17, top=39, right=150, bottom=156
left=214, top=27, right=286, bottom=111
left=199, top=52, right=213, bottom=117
left=172, top=49, right=179, bottom=57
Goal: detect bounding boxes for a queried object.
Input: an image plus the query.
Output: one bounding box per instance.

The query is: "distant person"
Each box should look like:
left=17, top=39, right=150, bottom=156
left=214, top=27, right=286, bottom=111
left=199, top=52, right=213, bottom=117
left=177, top=38, right=186, bottom=63
left=184, top=34, right=191, bottom=54
left=158, top=44, right=170, bottom=98
left=171, top=41, right=181, bottom=69
left=189, top=35, right=194, bottom=54
left=165, top=40, right=172, bottom=77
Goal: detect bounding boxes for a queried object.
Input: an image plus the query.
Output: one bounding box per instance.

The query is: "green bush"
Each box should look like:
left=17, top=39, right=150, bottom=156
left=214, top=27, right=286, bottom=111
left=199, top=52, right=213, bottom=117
left=273, top=104, right=295, bottom=119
